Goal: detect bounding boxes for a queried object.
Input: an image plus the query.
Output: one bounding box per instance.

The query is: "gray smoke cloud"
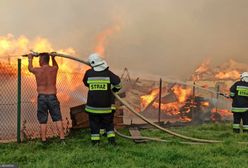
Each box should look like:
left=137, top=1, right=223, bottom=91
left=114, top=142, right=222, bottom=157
left=0, top=0, right=248, bottom=79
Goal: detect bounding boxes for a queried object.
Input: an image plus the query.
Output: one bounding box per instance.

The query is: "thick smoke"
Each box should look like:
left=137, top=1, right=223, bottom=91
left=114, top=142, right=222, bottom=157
left=0, top=0, right=248, bottom=79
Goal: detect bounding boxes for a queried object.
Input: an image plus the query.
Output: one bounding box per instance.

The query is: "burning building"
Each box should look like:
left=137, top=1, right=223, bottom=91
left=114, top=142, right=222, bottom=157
left=121, top=58, right=247, bottom=126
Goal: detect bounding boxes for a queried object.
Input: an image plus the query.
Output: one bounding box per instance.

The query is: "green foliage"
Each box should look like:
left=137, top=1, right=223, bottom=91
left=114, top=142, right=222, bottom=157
left=1, top=124, right=248, bottom=168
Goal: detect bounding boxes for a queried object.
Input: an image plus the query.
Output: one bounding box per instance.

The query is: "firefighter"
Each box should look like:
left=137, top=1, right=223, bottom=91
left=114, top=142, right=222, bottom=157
left=230, top=72, right=248, bottom=133
left=83, top=53, right=121, bottom=145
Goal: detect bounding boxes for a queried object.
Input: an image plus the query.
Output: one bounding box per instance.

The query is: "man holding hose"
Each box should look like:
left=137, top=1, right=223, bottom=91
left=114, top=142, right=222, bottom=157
left=230, top=72, right=248, bottom=133
left=28, top=52, right=65, bottom=144
left=83, top=53, right=121, bottom=145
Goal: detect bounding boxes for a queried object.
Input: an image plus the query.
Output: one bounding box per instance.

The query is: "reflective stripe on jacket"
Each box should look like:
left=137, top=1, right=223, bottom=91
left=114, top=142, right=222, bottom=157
left=83, top=67, right=121, bottom=114
left=230, top=81, right=248, bottom=113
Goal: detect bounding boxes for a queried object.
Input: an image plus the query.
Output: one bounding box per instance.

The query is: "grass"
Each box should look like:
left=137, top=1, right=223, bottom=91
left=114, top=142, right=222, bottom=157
left=1, top=123, right=248, bottom=168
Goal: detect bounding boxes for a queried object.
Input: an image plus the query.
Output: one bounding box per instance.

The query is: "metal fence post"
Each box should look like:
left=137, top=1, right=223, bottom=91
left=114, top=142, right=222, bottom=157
left=17, top=58, right=21, bottom=143
left=215, top=84, right=220, bottom=114
left=158, top=78, right=162, bottom=123
left=191, top=81, right=196, bottom=123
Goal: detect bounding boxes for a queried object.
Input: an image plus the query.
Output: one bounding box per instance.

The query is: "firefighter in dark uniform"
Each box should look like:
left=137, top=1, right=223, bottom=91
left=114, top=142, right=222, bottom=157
left=83, top=53, right=121, bottom=145
left=230, top=72, right=248, bottom=133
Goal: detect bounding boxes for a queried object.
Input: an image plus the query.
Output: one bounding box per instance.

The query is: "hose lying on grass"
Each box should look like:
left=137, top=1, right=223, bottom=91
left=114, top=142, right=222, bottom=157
left=113, top=92, right=221, bottom=144
left=21, top=51, right=242, bottom=144
left=114, top=128, right=205, bottom=145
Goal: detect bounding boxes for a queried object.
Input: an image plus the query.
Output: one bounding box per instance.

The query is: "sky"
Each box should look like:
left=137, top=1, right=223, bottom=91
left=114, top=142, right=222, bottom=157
left=0, top=0, right=248, bottom=79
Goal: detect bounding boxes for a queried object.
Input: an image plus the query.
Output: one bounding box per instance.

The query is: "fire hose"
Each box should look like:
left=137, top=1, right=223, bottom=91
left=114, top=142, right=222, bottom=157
left=113, top=128, right=205, bottom=145
left=21, top=51, right=238, bottom=144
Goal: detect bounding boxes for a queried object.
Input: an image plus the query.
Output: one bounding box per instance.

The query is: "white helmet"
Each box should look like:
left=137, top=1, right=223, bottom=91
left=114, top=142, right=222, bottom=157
left=240, top=72, right=248, bottom=82
left=88, top=53, right=108, bottom=71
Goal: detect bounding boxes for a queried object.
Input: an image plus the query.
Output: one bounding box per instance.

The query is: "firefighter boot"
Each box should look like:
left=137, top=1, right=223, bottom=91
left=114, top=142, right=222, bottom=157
left=100, top=129, right=107, bottom=137
left=243, top=130, right=248, bottom=133
left=108, top=137, right=116, bottom=145
left=243, top=125, right=248, bottom=133
left=233, top=128, right=240, bottom=133
left=91, top=140, right=100, bottom=146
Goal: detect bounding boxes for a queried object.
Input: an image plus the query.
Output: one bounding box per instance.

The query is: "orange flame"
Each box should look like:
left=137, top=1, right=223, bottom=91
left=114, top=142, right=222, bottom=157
left=172, top=85, right=191, bottom=103
left=211, top=108, right=232, bottom=118
left=194, top=59, right=210, bottom=74
left=192, top=59, right=246, bottom=81
left=140, top=88, right=159, bottom=108
left=140, top=84, right=193, bottom=121
left=141, top=85, right=191, bottom=109
left=215, top=70, right=240, bottom=80
left=192, top=59, right=210, bottom=81
left=94, top=23, right=121, bottom=56
left=153, top=102, right=180, bottom=115
left=0, top=62, right=16, bottom=76
left=201, top=101, right=210, bottom=107
left=0, top=34, right=88, bottom=103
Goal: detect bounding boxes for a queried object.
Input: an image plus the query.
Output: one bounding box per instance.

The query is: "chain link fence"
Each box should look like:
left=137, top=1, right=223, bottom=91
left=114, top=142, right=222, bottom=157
left=0, top=61, right=18, bottom=142
left=0, top=57, right=234, bottom=143
left=0, top=58, right=88, bottom=143
left=121, top=76, right=233, bottom=126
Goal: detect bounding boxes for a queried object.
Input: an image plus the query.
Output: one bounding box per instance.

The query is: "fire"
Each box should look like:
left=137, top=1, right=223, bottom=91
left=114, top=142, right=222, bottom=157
left=140, top=88, right=159, bottom=108
left=153, top=102, right=179, bottom=115
left=0, top=62, right=16, bottom=76
left=94, top=23, right=121, bottom=56
left=172, top=85, right=191, bottom=103
left=215, top=70, right=240, bottom=80
left=0, top=39, right=11, bottom=51
left=0, top=34, right=88, bottom=103
left=141, top=85, right=191, bottom=109
left=201, top=101, right=210, bottom=107
left=0, top=34, right=30, bottom=56
left=192, top=59, right=247, bottom=81
left=211, top=108, right=232, bottom=118
left=140, top=85, right=192, bottom=120
left=192, top=59, right=210, bottom=81
left=194, top=59, right=210, bottom=74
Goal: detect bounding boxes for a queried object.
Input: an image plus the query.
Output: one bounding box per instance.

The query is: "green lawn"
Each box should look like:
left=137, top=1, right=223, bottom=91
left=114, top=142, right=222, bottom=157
left=1, top=123, right=248, bottom=168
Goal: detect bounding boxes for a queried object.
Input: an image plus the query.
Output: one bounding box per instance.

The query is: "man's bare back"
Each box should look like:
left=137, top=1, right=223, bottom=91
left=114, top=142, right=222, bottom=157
left=33, top=65, right=58, bottom=94
left=28, top=53, right=59, bottom=94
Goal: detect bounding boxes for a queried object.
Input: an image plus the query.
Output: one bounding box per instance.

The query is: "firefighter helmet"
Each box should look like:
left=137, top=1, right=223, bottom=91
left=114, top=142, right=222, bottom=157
left=240, top=72, right=248, bottom=82
left=88, top=53, right=108, bottom=71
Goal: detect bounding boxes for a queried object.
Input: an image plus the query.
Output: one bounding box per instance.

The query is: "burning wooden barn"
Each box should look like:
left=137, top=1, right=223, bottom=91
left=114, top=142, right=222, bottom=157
left=119, top=59, right=248, bottom=126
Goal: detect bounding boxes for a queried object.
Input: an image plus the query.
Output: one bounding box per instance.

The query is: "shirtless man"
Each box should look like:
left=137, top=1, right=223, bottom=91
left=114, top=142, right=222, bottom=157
left=28, top=52, right=65, bottom=143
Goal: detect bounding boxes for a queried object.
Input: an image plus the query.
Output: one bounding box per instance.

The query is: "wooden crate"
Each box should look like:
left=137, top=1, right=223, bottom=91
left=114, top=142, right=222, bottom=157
left=70, top=104, right=124, bottom=129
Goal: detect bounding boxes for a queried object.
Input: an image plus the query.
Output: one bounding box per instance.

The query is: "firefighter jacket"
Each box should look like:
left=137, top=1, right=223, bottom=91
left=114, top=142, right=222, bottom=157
left=83, top=67, right=121, bottom=114
left=230, top=81, right=248, bottom=112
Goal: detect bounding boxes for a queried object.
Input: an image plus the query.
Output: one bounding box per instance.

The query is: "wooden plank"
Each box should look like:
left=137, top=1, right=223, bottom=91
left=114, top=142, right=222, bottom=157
left=129, top=127, right=147, bottom=143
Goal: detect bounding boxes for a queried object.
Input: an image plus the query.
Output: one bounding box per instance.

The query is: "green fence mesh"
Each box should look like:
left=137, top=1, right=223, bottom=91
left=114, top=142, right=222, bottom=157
left=0, top=58, right=88, bottom=142
left=0, top=57, right=233, bottom=143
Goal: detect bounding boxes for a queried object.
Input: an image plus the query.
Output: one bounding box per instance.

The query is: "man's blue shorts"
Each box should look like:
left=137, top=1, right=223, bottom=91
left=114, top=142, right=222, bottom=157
left=37, top=94, right=62, bottom=124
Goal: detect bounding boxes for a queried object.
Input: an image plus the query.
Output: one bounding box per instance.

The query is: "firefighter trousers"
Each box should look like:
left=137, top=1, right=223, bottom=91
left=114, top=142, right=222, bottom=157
left=233, top=111, right=248, bottom=133
left=88, top=113, right=115, bottom=143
